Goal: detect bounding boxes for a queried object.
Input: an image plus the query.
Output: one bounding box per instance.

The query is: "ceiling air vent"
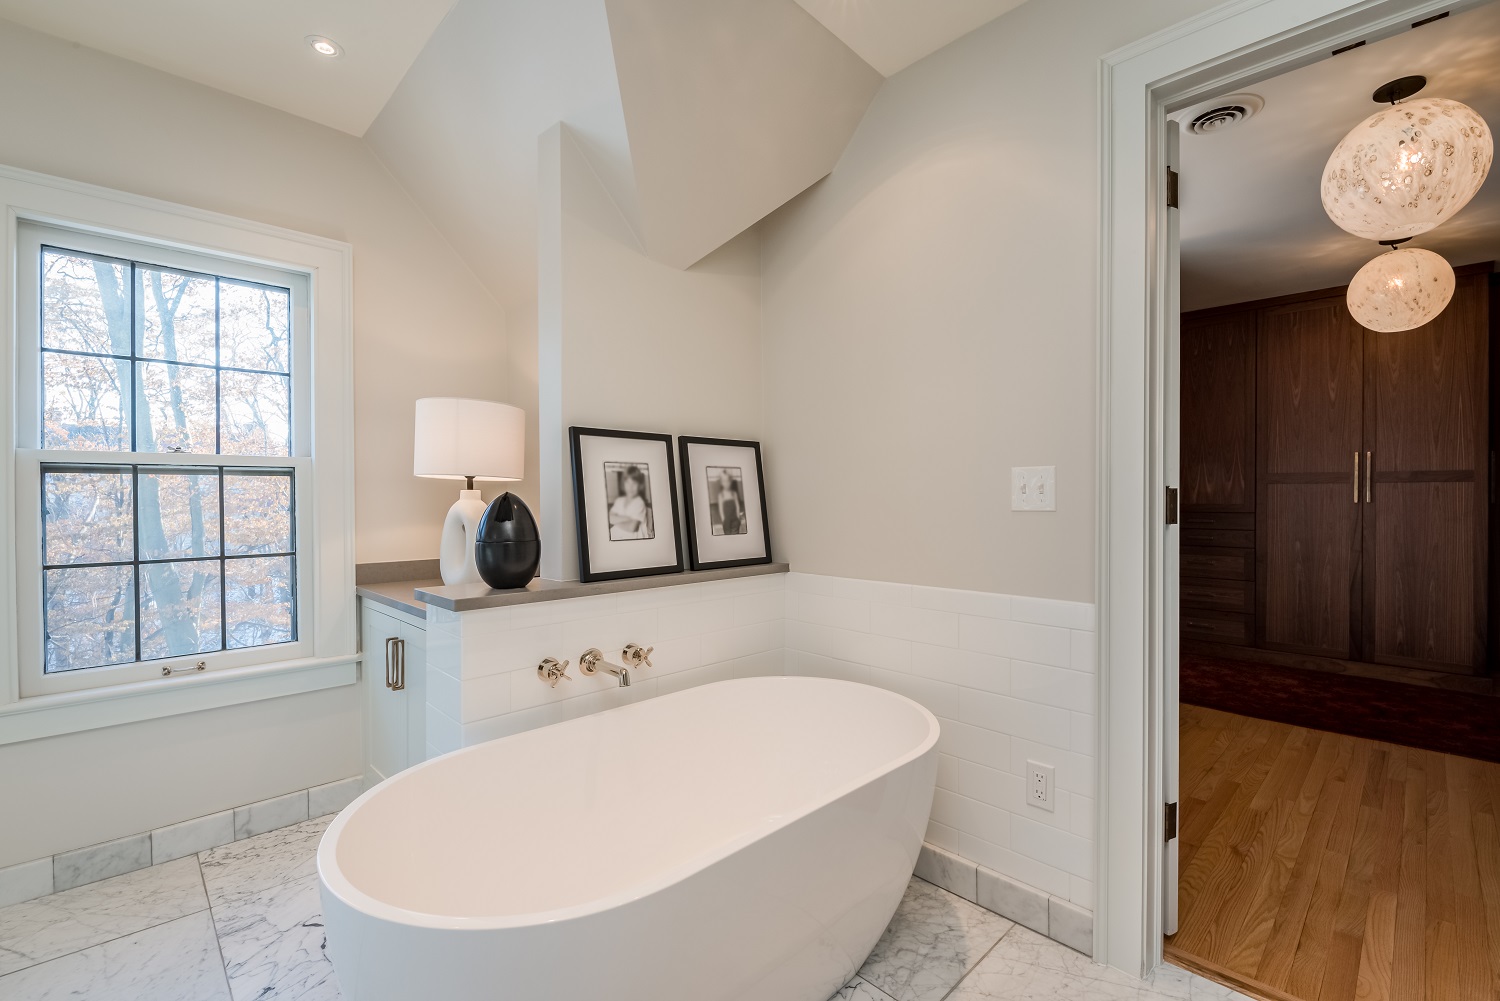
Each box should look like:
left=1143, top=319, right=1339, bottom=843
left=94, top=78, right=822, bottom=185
left=1180, top=93, right=1264, bottom=135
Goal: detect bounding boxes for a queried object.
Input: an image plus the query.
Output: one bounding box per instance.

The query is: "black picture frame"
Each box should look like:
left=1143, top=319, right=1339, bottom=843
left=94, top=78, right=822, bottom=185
left=569, top=426, right=685, bottom=583
left=678, top=436, right=772, bottom=571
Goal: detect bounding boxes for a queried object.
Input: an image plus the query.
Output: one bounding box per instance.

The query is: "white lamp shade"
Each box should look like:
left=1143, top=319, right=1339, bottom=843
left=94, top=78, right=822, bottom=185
left=413, top=398, right=525, bottom=481
left=1321, top=97, right=1492, bottom=242
left=1346, top=247, right=1455, bottom=333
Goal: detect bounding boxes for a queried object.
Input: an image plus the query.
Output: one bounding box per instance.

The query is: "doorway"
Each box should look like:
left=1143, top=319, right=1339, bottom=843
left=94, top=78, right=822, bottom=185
left=1095, top=0, right=1497, bottom=983
left=1158, top=3, right=1500, bottom=998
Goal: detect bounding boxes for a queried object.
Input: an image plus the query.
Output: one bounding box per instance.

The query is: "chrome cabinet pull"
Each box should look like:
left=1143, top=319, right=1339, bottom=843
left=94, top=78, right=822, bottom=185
left=1365, top=451, right=1372, bottom=504
left=384, top=637, right=394, bottom=689
left=1353, top=452, right=1360, bottom=504
left=391, top=638, right=406, bottom=692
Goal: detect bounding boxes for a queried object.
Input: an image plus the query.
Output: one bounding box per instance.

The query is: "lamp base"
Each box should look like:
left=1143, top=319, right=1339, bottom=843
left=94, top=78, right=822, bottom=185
left=439, top=489, right=487, bottom=585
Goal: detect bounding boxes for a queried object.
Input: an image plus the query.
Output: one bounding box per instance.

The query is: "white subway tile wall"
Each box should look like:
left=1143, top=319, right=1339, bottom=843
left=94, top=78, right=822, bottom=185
left=426, top=570, right=1097, bottom=919
left=422, top=573, right=789, bottom=752
left=783, top=572, right=1096, bottom=910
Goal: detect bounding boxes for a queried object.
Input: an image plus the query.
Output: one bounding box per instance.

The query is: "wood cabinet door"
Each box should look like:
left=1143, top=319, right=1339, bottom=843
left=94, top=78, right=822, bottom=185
left=1257, top=296, right=1365, bottom=658
left=1361, top=274, right=1490, bottom=673
left=1182, top=312, right=1256, bottom=511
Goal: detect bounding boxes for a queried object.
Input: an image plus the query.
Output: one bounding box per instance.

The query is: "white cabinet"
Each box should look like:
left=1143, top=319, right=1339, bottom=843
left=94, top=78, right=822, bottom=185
left=359, top=598, right=427, bottom=787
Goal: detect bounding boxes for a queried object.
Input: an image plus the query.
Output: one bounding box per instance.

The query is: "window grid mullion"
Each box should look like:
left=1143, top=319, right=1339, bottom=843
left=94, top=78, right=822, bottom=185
left=219, top=468, right=228, bottom=653
left=132, top=464, right=142, bottom=662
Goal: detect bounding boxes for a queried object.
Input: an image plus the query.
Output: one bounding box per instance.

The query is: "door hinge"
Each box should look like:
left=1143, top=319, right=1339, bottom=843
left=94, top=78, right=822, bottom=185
left=1166, top=168, right=1180, bottom=209
left=1165, top=801, right=1178, bottom=842
left=1165, top=486, right=1179, bottom=526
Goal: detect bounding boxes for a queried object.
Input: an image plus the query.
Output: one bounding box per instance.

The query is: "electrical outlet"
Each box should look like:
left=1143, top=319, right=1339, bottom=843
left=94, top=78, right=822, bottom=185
left=1011, top=466, right=1057, bottom=511
left=1028, top=760, right=1056, bottom=811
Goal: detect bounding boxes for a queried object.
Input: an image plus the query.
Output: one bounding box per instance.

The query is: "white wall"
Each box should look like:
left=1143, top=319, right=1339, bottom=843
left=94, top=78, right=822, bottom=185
left=759, top=0, right=1220, bottom=603
left=0, top=19, right=510, bottom=565
left=539, top=125, right=762, bottom=580
left=0, top=19, right=507, bottom=867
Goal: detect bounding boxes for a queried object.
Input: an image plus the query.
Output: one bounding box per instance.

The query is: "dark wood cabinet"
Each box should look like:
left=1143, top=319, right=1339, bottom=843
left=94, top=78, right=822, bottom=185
left=1180, top=266, right=1494, bottom=676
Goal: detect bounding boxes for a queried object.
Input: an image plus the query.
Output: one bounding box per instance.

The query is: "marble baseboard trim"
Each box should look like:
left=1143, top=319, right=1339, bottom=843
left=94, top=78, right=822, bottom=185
left=915, top=843, right=978, bottom=902
left=11, top=776, right=362, bottom=902
left=0, top=857, right=55, bottom=908
left=53, top=835, right=151, bottom=893
left=308, top=777, right=363, bottom=817
left=918, top=841, right=1094, bottom=958
left=234, top=791, right=308, bottom=840
left=978, top=865, right=1048, bottom=937
left=152, top=812, right=234, bottom=865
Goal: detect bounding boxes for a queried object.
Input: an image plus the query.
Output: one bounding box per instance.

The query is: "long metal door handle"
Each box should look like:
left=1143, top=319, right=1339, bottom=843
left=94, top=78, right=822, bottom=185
left=1365, top=451, right=1372, bottom=504
left=392, top=638, right=406, bottom=692
left=384, top=637, right=396, bottom=689
left=1354, top=452, right=1360, bottom=504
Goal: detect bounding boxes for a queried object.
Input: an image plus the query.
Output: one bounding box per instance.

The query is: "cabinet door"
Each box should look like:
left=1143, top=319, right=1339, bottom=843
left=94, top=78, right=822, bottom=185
left=361, top=604, right=408, bottom=784
left=1257, top=296, right=1364, bottom=657
left=400, top=624, right=427, bottom=765
left=1182, top=312, right=1256, bottom=511
left=1361, top=274, right=1489, bottom=673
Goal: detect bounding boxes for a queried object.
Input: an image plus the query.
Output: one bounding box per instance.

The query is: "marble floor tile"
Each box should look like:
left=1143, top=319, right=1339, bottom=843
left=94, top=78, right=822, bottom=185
left=0, top=856, right=207, bottom=977
left=832, top=975, right=901, bottom=1001
left=0, top=910, right=229, bottom=1001
left=946, top=925, right=1253, bottom=1001
left=212, top=871, right=340, bottom=1001
left=200, top=816, right=332, bottom=906
left=857, top=877, right=1014, bottom=1001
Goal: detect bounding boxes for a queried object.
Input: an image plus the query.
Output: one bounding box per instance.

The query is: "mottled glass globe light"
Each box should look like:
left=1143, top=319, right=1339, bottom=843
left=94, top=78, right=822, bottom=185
left=1321, top=97, right=1492, bottom=241
left=1346, top=247, right=1455, bottom=332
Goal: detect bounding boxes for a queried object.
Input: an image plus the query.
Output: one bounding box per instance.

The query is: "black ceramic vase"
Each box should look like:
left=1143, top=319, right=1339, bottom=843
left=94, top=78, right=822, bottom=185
left=474, top=492, right=541, bottom=589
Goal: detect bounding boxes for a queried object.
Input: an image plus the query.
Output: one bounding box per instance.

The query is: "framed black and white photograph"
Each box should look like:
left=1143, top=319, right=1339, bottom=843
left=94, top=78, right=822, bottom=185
left=570, top=427, right=683, bottom=582
left=678, top=436, right=771, bottom=571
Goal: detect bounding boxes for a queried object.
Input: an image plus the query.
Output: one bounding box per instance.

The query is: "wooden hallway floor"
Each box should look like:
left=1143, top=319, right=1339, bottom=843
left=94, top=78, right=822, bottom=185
left=1165, top=704, right=1500, bottom=1001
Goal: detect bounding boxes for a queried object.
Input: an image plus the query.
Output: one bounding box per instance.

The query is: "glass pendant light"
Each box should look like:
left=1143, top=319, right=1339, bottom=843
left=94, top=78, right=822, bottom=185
left=1346, top=246, right=1455, bottom=332
left=1321, top=89, right=1492, bottom=242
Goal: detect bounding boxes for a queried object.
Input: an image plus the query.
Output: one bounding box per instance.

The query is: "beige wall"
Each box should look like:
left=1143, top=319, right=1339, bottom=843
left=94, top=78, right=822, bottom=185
left=0, top=19, right=510, bottom=566
left=759, top=0, right=1218, bottom=602
left=0, top=20, right=507, bottom=865
left=539, top=126, right=762, bottom=579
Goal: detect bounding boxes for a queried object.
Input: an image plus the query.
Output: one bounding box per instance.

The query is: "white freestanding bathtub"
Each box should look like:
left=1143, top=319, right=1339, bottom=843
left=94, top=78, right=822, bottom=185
left=318, top=676, right=939, bottom=1001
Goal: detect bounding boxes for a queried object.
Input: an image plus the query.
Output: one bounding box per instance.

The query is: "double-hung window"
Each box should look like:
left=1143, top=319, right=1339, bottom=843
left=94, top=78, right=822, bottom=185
left=15, top=222, right=314, bottom=696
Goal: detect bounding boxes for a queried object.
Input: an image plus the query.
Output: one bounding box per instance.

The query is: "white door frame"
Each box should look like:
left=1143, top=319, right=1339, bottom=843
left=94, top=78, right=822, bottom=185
left=1093, top=0, right=1476, bottom=977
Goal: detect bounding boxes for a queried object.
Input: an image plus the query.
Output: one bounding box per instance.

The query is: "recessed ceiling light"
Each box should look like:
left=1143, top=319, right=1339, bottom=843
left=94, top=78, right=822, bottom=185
left=306, top=35, right=342, bottom=57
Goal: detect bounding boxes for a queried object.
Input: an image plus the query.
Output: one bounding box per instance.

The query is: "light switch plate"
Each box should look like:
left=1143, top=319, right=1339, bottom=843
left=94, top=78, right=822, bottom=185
left=1011, top=466, right=1056, bottom=511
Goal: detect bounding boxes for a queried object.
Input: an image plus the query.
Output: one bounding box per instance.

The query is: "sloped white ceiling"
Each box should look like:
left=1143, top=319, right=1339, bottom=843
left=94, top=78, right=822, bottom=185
left=1180, top=1, right=1500, bottom=310
left=0, top=0, right=454, bottom=136
left=792, top=0, right=1030, bottom=76
left=605, top=0, right=883, bottom=268
left=364, top=0, right=633, bottom=308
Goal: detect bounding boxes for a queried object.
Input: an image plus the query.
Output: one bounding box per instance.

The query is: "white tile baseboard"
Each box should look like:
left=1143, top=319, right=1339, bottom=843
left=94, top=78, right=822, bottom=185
left=0, top=775, right=364, bottom=906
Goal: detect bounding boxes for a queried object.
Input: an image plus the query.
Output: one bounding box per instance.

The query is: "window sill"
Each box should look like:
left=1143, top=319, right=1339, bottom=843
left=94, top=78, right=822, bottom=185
left=0, top=655, right=358, bottom=745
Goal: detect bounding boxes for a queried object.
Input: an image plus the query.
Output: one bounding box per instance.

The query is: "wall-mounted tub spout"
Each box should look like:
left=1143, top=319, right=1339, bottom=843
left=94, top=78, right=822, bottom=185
left=579, top=648, right=631, bottom=687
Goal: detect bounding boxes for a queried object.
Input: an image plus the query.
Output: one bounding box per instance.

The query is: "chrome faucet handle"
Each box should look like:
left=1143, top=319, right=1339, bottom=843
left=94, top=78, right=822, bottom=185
left=537, top=657, right=571, bottom=688
left=622, top=643, right=653, bottom=669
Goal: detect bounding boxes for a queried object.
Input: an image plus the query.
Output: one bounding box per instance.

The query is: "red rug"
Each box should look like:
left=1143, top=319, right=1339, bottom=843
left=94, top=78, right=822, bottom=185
left=1179, top=653, right=1500, bottom=763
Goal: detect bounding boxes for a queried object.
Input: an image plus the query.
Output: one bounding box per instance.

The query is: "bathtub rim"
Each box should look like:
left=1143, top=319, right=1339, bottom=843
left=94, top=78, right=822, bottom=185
left=317, top=676, right=940, bottom=932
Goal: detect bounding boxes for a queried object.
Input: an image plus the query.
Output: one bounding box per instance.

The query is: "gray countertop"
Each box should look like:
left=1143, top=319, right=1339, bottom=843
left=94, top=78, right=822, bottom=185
left=358, top=563, right=789, bottom=618
left=355, top=578, right=442, bottom=619
left=413, top=563, right=789, bottom=613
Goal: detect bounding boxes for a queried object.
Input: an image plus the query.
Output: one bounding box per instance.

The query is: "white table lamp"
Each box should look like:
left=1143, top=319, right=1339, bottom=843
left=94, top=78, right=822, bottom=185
left=414, top=398, right=526, bottom=585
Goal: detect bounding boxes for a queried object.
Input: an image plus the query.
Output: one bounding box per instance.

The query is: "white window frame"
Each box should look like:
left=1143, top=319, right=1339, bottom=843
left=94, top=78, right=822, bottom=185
left=0, top=165, right=356, bottom=743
